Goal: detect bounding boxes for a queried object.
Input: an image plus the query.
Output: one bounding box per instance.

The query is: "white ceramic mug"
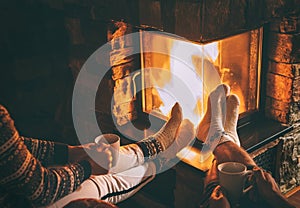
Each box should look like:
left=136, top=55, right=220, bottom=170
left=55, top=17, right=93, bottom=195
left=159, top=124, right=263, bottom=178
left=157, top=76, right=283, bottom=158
left=94, top=134, right=120, bottom=168
left=218, top=162, right=253, bottom=204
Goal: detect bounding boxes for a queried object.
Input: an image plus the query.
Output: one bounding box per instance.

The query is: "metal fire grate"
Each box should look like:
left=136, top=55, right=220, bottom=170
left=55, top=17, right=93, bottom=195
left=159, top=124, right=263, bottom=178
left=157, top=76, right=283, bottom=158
left=250, top=139, right=281, bottom=180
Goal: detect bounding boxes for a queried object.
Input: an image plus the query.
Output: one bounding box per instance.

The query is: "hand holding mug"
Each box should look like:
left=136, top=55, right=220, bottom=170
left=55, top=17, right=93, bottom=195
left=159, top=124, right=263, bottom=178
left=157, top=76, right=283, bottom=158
left=68, top=143, right=112, bottom=175
left=95, top=134, right=120, bottom=169
left=218, top=162, right=253, bottom=205
left=209, top=185, right=231, bottom=208
left=85, top=142, right=113, bottom=175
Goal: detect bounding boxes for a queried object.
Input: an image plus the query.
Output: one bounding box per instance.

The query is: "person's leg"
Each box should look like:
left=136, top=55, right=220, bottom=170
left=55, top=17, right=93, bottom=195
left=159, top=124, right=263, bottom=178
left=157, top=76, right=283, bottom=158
left=109, top=144, right=145, bottom=174
left=110, top=103, right=183, bottom=174
left=204, top=94, right=256, bottom=186
left=64, top=198, right=117, bottom=208
left=213, top=94, right=255, bottom=166
left=48, top=162, right=156, bottom=208
left=214, top=142, right=256, bottom=167
left=49, top=116, right=195, bottom=207
left=94, top=162, right=156, bottom=204
left=196, top=84, right=229, bottom=147
left=96, top=119, right=194, bottom=203
left=223, top=94, right=241, bottom=146
left=199, top=89, right=294, bottom=208
left=203, top=93, right=256, bottom=191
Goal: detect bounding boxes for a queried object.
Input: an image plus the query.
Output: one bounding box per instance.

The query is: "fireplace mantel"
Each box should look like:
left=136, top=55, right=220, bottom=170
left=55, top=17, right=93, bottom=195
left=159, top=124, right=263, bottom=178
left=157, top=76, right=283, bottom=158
left=137, top=0, right=300, bottom=43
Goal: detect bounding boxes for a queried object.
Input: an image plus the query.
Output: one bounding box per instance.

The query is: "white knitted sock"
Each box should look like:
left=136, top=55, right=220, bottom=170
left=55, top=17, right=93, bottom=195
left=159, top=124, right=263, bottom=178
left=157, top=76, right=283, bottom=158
left=196, top=84, right=230, bottom=142
left=197, top=84, right=233, bottom=161
left=137, top=103, right=183, bottom=159
left=153, top=102, right=183, bottom=151
left=219, top=94, right=241, bottom=146
left=160, top=119, right=195, bottom=159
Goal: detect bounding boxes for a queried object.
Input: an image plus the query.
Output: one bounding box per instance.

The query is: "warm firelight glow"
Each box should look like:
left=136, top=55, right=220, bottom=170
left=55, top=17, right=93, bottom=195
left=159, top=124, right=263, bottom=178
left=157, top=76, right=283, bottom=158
left=153, top=40, right=221, bottom=126
left=204, top=42, right=219, bottom=62
left=142, top=29, right=261, bottom=126
left=141, top=29, right=262, bottom=169
left=177, top=146, right=215, bottom=170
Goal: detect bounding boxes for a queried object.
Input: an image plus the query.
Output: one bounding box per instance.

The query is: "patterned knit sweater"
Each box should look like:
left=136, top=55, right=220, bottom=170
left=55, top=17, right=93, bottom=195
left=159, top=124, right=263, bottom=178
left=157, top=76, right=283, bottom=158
left=0, top=105, right=92, bottom=207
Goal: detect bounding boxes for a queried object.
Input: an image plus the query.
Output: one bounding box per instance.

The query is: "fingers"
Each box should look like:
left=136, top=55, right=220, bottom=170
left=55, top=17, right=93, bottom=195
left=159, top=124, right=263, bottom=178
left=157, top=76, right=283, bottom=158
left=253, top=166, right=267, bottom=182
left=85, top=142, right=113, bottom=174
left=209, top=185, right=231, bottom=208
left=96, top=143, right=111, bottom=151
left=211, top=185, right=224, bottom=200
left=94, top=140, right=110, bottom=148
left=90, top=147, right=113, bottom=175
left=102, top=147, right=113, bottom=170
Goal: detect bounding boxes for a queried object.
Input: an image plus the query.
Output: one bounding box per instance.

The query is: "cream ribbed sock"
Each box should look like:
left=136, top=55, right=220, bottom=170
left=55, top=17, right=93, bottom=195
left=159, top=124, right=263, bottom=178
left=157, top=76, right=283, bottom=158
left=196, top=84, right=230, bottom=152
left=219, top=94, right=241, bottom=146
left=153, top=102, right=183, bottom=151
left=196, top=84, right=230, bottom=141
left=160, top=119, right=195, bottom=159
left=137, top=103, right=182, bottom=159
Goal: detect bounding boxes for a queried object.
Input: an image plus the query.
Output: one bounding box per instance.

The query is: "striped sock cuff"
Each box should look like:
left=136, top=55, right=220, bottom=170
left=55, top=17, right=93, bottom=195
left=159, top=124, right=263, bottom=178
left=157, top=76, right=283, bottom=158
left=137, top=137, right=163, bottom=160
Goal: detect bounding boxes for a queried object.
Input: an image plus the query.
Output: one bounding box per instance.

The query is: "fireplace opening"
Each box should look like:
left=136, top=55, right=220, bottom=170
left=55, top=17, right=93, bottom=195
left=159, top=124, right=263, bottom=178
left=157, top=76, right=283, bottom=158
left=115, top=23, right=291, bottom=164
left=140, top=27, right=263, bottom=127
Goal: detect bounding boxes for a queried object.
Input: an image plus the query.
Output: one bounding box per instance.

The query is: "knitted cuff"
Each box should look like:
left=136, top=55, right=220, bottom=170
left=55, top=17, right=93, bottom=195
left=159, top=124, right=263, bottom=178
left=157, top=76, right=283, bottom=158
left=78, top=160, right=92, bottom=180
left=54, top=142, right=68, bottom=165
left=136, top=136, right=164, bottom=160
left=217, top=132, right=236, bottom=146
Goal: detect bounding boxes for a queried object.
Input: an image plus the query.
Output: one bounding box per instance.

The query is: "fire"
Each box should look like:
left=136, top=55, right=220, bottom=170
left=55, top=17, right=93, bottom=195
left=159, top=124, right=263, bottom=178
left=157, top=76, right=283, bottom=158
left=141, top=29, right=262, bottom=167
left=151, top=39, right=221, bottom=126
left=143, top=30, right=255, bottom=126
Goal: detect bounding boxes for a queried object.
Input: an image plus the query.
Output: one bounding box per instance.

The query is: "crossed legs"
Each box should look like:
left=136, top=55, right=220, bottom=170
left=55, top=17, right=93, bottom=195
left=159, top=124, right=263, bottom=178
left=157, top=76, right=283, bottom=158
left=197, top=84, right=295, bottom=208
left=49, top=104, right=195, bottom=207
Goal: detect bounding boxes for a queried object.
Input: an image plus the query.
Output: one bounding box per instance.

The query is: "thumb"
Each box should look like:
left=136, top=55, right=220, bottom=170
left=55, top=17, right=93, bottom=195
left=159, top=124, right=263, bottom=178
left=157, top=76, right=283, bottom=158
left=94, top=143, right=110, bottom=151
left=211, top=185, right=224, bottom=200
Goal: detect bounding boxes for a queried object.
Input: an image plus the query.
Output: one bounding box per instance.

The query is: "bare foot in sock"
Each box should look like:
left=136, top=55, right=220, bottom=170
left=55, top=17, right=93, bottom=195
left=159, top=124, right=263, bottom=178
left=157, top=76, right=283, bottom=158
left=153, top=102, right=183, bottom=151
left=223, top=94, right=240, bottom=146
left=196, top=84, right=230, bottom=141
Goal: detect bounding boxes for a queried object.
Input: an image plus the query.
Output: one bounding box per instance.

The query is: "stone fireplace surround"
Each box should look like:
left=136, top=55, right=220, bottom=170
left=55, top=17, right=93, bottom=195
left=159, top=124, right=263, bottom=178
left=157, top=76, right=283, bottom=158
left=0, top=0, right=299, bottom=206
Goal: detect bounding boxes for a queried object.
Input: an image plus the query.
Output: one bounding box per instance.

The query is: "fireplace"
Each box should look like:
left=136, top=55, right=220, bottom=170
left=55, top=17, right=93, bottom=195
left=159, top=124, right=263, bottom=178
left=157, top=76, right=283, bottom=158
left=110, top=14, right=299, bottom=151
left=140, top=28, right=263, bottom=126
left=0, top=1, right=298, bottom=206
left=109, top=22, right=288, bottom=169
left=109, top=2, right=299, bottom=184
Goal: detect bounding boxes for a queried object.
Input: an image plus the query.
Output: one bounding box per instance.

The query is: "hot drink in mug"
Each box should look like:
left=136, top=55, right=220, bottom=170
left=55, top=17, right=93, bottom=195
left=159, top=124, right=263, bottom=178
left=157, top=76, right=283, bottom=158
left=218, top=162, right=253, bottom=204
